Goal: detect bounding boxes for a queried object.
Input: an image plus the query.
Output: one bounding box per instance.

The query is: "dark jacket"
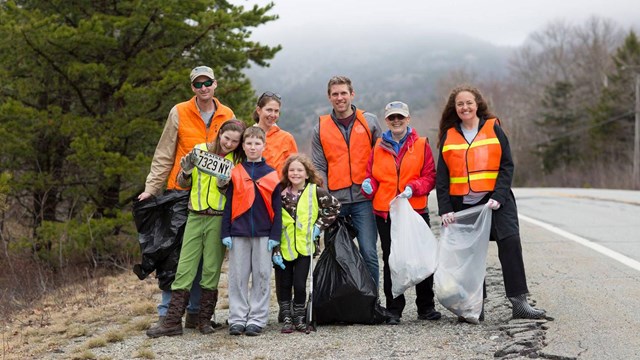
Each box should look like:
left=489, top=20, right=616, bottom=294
left=436, top=117, right=519, bottom=240
left=221, top=159, right=282, bottom=240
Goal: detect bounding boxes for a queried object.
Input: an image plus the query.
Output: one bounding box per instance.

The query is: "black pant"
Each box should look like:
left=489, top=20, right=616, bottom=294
left=376, top=213, right=436, bottom=318
left=275, top=255, right=311, bottom=305
left=457, top=201, right=529, bottom=298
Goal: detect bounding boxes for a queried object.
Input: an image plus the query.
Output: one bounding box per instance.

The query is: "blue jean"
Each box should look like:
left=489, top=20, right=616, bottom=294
left=339, top=200, right=379, bottom=288
left=158, top=258, right=203, bottom=316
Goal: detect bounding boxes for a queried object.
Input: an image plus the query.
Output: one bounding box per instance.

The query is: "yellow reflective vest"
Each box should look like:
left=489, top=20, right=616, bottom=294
left=280, top=184, right=319, bottom=261
left=189, top=144, right=233, bottom=211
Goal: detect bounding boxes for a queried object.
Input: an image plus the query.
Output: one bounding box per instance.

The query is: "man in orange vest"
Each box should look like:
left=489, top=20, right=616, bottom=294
left=311, top=75, right=382, bottom=288
left=137, top=65, right=235, bottom=331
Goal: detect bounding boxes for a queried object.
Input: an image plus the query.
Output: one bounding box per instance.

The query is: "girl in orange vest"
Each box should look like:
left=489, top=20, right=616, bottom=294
left=436, top=85, right=546, bottom=321
left=220, top=126, right=282, bottom=337
left=362, top=101, right=440, bottom=325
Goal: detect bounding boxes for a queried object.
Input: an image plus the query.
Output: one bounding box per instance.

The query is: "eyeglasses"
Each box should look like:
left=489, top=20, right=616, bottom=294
left=193, top=79, right=215, bottom=89
left=258, top=91, right=282, bottom=103
left=386, top=114, right=406, bottom=121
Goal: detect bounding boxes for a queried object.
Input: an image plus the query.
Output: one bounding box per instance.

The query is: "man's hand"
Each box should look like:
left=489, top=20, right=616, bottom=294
left=487, top=199, right=501, bottom=210
left=441, top=212, right=455, bottom=227
left=361, top=178, right=373, bottom=195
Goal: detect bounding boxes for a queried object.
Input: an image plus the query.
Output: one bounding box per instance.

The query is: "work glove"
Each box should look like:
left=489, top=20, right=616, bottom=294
left=441, top=212, right=455, bottom=227
left=361, top=178, right=373, bottom=195
left=180, top=151, right=196, bottom=174
left=487, top=199, right=501, bottom=210
left=267, top=239, right=279, bottom=252
left=272, top=252, right=285, bottom=270
left=398, top=186, right=413, bottom=199
left=312, top=225, right=321, bottom=240
left=222, top=237, right=232, bottom=250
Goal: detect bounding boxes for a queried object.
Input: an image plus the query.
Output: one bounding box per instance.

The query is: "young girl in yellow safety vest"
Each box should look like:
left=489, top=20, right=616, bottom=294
left=274, top=154, right=341, bottom=333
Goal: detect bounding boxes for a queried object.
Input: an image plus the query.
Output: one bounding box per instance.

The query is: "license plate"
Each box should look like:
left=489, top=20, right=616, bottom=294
left=192, top=148, right=234, bottom=179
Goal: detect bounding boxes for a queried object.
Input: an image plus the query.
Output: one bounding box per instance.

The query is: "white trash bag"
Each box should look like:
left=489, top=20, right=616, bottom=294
left=389, top=197, right=438, bottom=299
left=434, top=205, right=492, bottom=324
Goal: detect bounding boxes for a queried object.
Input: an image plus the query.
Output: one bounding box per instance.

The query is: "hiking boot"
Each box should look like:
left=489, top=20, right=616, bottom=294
left=147, top=315, right=166, bottom=333
left=228, top=323, right=245, bottom=336
left=146, top=290, right=189, bottom=338
left=417, top=307, right=442, bottom=321
left=293, top=303, right=307, bottom=332
left=245, top=324, right=263, bottom=336
left=509, top=294, right=546, bottom=319
left=196, top=289, right=218, bottom=334
left=279, top=301, right=294, bottom=333
left=386, top=316, right=401, bottom=325
left=185, top=312, right=198, bottom=329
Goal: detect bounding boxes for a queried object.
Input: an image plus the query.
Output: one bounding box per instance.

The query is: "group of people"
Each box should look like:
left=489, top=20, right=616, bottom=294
left=138, top=65, right=546, bottom=338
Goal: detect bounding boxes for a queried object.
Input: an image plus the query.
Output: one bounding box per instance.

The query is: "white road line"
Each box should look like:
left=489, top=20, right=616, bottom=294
left=519, top=214, right=640, bottom=273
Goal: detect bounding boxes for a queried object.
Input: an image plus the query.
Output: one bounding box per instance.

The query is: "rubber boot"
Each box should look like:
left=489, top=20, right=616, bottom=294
left=508, top=294, right=545, bottom=319
left=293, top=303, right=307, bottom=332
left=279, top=301, right=294, bottom=334
left=146, top=290, right=189, bottom=338
left=197, top=289, right=218, bottom=334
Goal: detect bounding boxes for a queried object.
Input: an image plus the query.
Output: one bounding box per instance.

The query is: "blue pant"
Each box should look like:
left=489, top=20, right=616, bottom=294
left=339, top=200, right=379, bottom=288
left=158, top=258, right=203, bottom=316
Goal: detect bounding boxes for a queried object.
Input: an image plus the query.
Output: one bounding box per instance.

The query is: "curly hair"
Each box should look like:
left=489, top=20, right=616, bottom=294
left=437, top=85, right=496, bottom=148
left=280, top=153, right=324, bottom=189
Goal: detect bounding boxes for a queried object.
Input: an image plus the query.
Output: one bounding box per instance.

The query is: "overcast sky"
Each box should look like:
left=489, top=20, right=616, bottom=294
left=241, top=0, right=638, bottom=47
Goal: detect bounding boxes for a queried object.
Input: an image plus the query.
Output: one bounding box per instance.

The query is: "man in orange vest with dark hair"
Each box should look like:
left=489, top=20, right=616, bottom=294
left=311, top=75, right=382, bottom=288
left=138, top=65, right=235, bottom=332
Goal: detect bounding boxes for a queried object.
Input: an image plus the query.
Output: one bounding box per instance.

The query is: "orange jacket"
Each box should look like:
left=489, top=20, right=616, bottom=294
left=371, top=137, right=428, bottom=212
left=318, top=110, right=372, bottom=190
left=230, top=164, right=280, bottom=222
left=263, top=125, right=298, bottom=177
left=442, top=118, right=502, bottom=195
left=166, top=97, right=234, bottom=190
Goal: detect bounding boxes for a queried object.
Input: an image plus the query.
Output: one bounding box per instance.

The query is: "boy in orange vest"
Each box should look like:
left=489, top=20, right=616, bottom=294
left=221, top=126, right=282, bottom=336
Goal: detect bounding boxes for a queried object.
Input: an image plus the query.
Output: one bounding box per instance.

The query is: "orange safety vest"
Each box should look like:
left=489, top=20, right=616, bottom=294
left=230, top=164, right=280, bottom=222
left=318, top=110, right=372, bottom=191
left=441, top=118, right=502, bottom=195
left=371, top=137, right=428, bottom=212
left=263, top=125, right=298, bottom=177
left=167, top=97, right=235, bottom=190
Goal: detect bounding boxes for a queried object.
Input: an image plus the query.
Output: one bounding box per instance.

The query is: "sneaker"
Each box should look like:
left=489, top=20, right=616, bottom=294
left=228, top=324, right=245, bottom=336
left=418, top=308, right=442, bottom=321
left=245, top=324, right=262, bottom=336
left=386, top=316, right=401, bottom=325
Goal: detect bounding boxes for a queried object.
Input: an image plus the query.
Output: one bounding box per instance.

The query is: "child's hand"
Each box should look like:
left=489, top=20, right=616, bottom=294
left=180, top=150, right=196, bottom=174
left=312, top=225, right=321, bottom=239
left=272, top=252, right=285, bottom=270
left=222, top=237, right=233, bottom=250
left=267, top=239, right=279, bottom=252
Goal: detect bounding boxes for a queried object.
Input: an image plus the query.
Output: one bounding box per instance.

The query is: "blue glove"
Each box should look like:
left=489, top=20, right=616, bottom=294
left=312, top=225, right=321, bottom=239
left=398, top=186, right=413, bottom=199
left=361, top=178, right=373, bottom=195
left=272, top=252, right=285, bottom=270
left=267, top=239, right=279, bottom=252
left=222, top=237, right=232, bottom=250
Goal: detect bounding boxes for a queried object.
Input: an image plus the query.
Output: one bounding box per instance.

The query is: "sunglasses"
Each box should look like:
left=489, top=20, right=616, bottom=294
left=193, top=79, right=215, bottom=89
left=258, top=91, right=282, bottom=103
left=386, top=114, right=406, bottom=121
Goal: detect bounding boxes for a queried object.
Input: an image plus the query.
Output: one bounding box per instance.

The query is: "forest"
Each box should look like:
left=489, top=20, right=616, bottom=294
left=0, top=1, right=638, bottom=315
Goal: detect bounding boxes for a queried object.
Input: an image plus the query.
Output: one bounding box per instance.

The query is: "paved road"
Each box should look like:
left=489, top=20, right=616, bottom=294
left=512, top=187, right=640, bottom=359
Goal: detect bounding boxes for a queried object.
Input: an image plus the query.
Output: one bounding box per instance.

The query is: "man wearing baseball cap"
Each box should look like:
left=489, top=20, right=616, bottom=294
left=138, top=65, right=235, bottom=337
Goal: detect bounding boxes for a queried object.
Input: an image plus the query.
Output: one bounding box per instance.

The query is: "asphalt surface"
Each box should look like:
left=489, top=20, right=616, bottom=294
left=512, top=187, right=640, bottom=359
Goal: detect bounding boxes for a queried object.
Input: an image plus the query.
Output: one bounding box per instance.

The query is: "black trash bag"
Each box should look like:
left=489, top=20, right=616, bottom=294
left=313, top=217, right=393, bottom=325
left=132, top=190, right=189, bottom=290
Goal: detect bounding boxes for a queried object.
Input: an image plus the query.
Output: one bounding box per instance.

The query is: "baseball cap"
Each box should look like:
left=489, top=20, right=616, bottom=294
left=190, top=66, right=215, bottom=83
left=384, top=101, right=410, bottom=118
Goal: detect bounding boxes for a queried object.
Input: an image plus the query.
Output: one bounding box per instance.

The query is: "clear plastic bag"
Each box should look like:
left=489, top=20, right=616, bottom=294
left=389, top=197, right=438, bottom=299
left=434, top=205, right=492, bottom=324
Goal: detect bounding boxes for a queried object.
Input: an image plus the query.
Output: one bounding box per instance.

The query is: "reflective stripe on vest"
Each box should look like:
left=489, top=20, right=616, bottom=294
left=190, top=144, right=233, bottom=211
left=167, top=97, right=234, bottom=190
left=371, top=137, right=428, bottom=212
left=318, top=110, right=372, bottom=190
left=280, top=184, right=319, bottom=261
left=230, top=165, right=279, bottom=222
left=442, top=118, right=502, bottom=195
